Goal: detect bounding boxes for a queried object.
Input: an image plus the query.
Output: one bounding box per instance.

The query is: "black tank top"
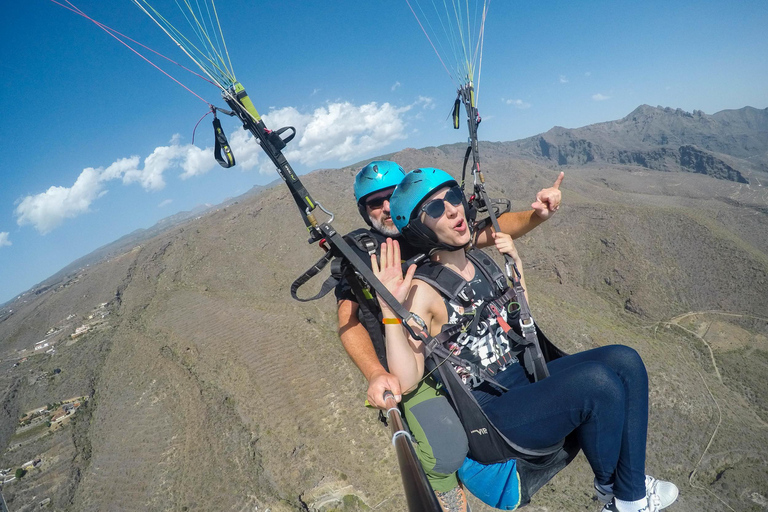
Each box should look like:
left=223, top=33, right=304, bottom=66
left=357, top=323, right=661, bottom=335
left=437, top=261, right=520, bottom=383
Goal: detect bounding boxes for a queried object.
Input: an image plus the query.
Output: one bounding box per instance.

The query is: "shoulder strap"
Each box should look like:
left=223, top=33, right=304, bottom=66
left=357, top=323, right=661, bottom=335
left=414, top=249, right=508, bottom=303
left=345, top=228, right=381, bottom=255
left=413, top=261, right=469, bottom=302
left=466, top=249, right=507, bottom=294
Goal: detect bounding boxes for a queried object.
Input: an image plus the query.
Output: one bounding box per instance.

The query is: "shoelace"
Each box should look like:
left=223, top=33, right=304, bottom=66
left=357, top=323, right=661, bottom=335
left=646, top=477, right=661, bottom=511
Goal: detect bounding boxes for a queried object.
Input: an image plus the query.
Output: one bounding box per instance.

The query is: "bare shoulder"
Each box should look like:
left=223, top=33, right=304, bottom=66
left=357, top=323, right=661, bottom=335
left=409, top=278, right=448, bottom=335
left=409, top=278, right=441, bottom=302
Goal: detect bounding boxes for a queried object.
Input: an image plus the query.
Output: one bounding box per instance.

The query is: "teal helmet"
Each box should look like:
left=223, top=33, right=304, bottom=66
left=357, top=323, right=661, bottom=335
left=354, top=160, right=406, bottom=225
left=390, top=168, right=469, bottom=253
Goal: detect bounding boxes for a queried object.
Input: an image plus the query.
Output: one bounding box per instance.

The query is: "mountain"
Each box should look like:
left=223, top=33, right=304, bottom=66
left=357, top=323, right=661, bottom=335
left=506, top=105, right=768, bottom=183
left=1, top=105, right=767, bottom=512
left=2, top=183, right=286, bottom=309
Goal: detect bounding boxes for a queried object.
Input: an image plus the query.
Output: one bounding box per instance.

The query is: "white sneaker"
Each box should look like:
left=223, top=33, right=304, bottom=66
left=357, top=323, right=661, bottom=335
left=595, top=475, right=678, bottom=510
left=645, top=476, right=678, bottom=510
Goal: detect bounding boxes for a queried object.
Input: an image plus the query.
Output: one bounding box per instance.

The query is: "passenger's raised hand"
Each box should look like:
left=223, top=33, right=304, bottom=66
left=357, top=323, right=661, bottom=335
left=371, top=238, right=417, bottom=316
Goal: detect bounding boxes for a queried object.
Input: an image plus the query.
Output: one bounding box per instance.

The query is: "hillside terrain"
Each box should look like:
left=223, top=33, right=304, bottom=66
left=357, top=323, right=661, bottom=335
left=1, top=105, right=767, bottom=511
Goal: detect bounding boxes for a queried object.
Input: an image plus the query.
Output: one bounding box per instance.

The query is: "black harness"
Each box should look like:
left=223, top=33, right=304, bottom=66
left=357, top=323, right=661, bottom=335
left=414, top=250, right=575, bottom=466
left=291, top=229, right=426, bottom=369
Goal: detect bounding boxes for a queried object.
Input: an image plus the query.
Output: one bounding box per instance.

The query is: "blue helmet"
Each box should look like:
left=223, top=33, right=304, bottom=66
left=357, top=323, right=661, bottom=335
left=354, top=161, right=406, bottom=225
left=390, top=168, right=469, bottom=253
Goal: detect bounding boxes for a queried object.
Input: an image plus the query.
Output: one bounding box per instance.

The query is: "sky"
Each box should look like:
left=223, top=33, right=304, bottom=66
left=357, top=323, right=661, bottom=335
left=1, top=0, right=767, bottom=304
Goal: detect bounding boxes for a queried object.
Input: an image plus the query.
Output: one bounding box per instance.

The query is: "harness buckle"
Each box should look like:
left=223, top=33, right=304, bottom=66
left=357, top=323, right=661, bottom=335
left=403, top=313, right=429, bottom=341
left=468, top=371, right=484, bottom=389
left=520, top=316, right=535, bottom=332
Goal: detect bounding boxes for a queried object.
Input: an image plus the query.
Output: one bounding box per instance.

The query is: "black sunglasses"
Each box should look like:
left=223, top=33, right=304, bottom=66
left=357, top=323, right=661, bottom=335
left=420, top=186, right=464, bottom=219
left=366, top=193, right=392, bottom=209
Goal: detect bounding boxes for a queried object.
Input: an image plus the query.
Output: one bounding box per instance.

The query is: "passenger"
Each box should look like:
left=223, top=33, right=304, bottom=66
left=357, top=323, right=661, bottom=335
left=337, top=161, right=562, bottom=511
left=373, top=168, right=679, bottom=512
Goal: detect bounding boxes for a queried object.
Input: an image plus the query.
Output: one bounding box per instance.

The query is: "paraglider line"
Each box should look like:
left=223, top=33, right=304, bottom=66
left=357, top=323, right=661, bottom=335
left=50, top=0, right=217, bottom=89
left=131, top=0, right=234, bottom=90
left=52, top=0, right=213, bottom=105
left=191, top=105, right=215, bottom=144
left=405, top=0, right=454, bottom=82
left=474, top=0, right=489, bottom=105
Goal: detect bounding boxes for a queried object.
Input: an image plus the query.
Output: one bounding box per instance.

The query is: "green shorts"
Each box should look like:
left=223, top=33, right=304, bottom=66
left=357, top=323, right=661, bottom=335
left=400, top=378, right=468, bottom=492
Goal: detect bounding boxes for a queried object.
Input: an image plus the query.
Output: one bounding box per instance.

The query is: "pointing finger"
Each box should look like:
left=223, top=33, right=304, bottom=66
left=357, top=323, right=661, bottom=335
left=552, top=171, right=564, bottom=189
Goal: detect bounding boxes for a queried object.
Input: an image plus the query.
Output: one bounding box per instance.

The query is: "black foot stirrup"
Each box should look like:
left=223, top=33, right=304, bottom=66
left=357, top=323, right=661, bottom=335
left=213, top=117, right=235, bottom=168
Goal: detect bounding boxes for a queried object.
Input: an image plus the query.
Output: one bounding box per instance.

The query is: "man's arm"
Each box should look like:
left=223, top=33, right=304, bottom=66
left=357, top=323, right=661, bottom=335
left=337, top=299, right=402, bottom=408
left=474, top=171, right=564, bottom=248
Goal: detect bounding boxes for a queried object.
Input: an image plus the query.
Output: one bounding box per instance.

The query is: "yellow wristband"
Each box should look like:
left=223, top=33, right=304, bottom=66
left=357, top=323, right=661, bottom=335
left=382, top=318, right=402, bottom=325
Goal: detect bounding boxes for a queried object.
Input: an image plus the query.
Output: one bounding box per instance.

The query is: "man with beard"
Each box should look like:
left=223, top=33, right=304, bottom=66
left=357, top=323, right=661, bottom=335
left=337, top=160, right=562, bottom=511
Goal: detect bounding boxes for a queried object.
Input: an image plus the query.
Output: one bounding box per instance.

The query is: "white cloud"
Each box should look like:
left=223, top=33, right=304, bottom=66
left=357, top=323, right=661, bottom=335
left=311, top=88, right=321, bottom=96
left=503, top=98, right=531, bottom=109
left=559, top=75, right=569, bottom=84
left=0, top=232, right=10, bottom=247
left=122, top=139, right=216, bottom=189
left=592, top=93, right=611, bottom=101
left=158, top=199, right=173, bottom=208
left=15, top=167, right=110, bottom=234
left=15, top=100, right=414, bottom=233
left=416, top=96, right=435, bottom=109
left=228, top=129, right=264, bottom=172
left=179, top=145, right=217, bottom=179
left=232, top=101, right=411, bottom=171
left=15, top=138, right=218, bottom=234
left=391, top=81, right=402, bottom=91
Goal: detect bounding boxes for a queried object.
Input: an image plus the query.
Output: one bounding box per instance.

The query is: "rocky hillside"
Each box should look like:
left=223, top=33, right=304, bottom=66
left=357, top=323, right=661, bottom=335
left=1, top=105, right=767, bottom=511
left=505, top=105, right=768, bottom=183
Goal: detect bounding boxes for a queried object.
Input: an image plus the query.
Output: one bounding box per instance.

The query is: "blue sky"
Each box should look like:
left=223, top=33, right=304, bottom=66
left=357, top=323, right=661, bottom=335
left=1, top=0, right=767, bottom=304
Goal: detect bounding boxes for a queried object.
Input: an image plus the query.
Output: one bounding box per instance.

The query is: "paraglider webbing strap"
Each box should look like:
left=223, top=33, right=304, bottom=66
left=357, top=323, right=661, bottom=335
left=316, top=224, right=433, bottom=342
left=290, top=251, right=338, bottom=302
left=224, top=92, right=318, bottom=234
left=423, top=331, right=509, bottom=393
left=461, top=145, right=472, bottom=190
left=213, top=117, right=235, bottom=168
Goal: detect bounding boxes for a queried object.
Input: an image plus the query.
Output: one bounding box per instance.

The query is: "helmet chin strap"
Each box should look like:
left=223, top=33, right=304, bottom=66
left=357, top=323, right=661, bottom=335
left=402, top=194, right=474, bottom=255
left=357, top=204, right=373, bottom=226
left=404, top=218, right=469, bottom=255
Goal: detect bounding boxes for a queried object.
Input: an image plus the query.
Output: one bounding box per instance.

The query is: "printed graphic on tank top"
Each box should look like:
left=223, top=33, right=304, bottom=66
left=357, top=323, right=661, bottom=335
left=441, top=261, right=519, bottom=385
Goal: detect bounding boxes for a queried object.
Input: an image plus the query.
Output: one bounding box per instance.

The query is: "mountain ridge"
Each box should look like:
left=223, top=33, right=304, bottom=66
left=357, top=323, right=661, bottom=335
left=504, top=105, right=768, bottom=183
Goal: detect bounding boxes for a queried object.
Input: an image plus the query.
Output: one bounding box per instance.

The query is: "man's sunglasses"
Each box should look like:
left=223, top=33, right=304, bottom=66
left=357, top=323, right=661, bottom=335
left=366, top=193, right=392, bottom=209
left=420, top=186, right=464, bottom=219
